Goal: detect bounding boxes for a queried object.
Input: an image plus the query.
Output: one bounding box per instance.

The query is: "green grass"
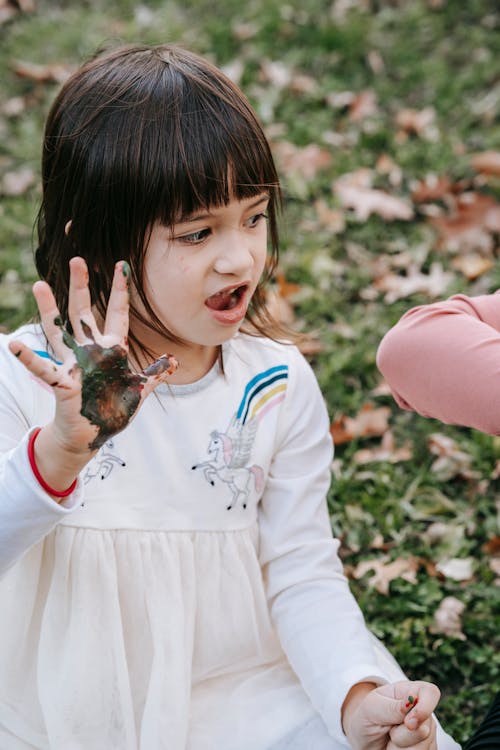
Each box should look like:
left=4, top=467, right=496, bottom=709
left=1, top=0, right=500, bottom=742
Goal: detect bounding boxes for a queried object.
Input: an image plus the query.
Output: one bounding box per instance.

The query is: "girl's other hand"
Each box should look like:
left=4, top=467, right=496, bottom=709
left=9, top=256, right=177, bottom=459
left=342, top=679, right=440, bottom=750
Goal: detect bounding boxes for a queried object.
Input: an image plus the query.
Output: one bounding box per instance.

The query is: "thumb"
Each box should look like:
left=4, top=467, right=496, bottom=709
left=364, top=689, right=410, bottom=727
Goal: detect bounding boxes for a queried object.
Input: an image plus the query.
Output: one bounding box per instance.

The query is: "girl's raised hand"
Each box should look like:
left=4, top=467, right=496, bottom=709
left=8, top=257, right=177, bottom=459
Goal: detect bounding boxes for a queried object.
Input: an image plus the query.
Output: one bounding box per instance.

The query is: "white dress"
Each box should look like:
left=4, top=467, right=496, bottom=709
left=0, top=326, right=460, bottom=750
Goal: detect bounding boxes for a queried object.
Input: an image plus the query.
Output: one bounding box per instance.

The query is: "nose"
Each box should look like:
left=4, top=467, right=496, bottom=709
left=213, top=228, right=254, bottom=277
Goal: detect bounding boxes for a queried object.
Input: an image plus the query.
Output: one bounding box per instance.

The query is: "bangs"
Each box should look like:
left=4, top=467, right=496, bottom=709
left=139, top=72, right=280, bottom=227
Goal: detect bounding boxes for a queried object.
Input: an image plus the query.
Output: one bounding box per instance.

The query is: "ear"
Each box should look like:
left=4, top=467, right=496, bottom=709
left=64, top=220, right=72, bottom=236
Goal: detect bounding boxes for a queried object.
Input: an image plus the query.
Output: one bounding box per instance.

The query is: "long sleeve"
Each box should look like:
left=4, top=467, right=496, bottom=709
left=377, top=292, right=500, bottom=434
left=258, top=349, right=391, bottom=746
left=0, top=332, right=83, bottom=577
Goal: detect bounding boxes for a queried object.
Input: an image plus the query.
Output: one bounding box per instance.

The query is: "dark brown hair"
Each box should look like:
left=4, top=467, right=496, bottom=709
left=36, top=43, right=288, bottom=360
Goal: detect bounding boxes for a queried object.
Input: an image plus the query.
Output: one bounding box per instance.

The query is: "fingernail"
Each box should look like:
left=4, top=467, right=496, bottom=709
left=407, top=717, right=418, bottom=730
left=120, top=260, right=130, bottom=278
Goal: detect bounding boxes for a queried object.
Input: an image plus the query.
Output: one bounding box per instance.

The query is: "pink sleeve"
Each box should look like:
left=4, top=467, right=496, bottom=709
left=376, top=292, right=500, bottom=435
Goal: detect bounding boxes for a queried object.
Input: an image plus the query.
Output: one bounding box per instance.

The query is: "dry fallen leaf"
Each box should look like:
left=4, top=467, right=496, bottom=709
left=331, top=403, right=391, bottom=445
left=352, top=429, right=412, bottom=465
left=482, top=536, right=500, bottom=555
left=0, top=0, right=35, bottom=24
left=428, top=432, right=477, bottom=480
left=373, top=262, right=453, bottom=304
left=411, top=174, right=455, bottom=203
left=273, top=141, right=332, bottom=181
left=260, top=60, right=292, bottom=90
left=488, top=557, right=500, bottom=582
left=2, top=96, right=27, bottom=117
left=352, top=555, right=419, bottom=595
left=333, top=172, right=414, bottom=222
left=349, top=89, right=378, bottom=122
left=275, top=272, right=301, bottom=299
left=375, top=154, right=403, bottom=187
left=12, top=60, right=73, bottom=84
left=470, top=151, right=500, bottom=177
left=435, top=557, right=474, bottom=581
left=430, top=192, right=500, bottom=255
left=314, top=199, right=346, bottom=234
left=429, top=596, right=466, bottom=640
left=451, top=253, right=493, bottom=280
left=395, top=107, right=437, bottom=139
left=1, top=166, right=36, bottom=196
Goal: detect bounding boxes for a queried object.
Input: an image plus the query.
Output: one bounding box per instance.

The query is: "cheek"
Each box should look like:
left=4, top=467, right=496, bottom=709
left=177, top=254, right=192, bottom=277
left=255, top=245, right=268, bottom=277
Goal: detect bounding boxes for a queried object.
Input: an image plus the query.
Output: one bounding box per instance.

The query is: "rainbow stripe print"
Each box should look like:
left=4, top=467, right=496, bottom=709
left=236, top=364, right=288, bottom=425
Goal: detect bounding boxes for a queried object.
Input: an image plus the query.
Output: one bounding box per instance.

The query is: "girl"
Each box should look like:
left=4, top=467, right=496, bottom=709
left=377, top=292, right=500, bottom=750
left=0, top=44, right=458, bottom=750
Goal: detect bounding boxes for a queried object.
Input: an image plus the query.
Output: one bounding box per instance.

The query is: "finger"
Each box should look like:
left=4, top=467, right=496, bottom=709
left=8, top=340, right=73, bottom=391
left=104, top=260, right=130, bottom=345
left=141, top=354, right=179, bottom=396
left=401, top=684, right=440, bottom=731
left=362, top=686, right=414, bottom=728
left=390, top=717, right=432, bottom=747
left=387, top=718, right=437, bottom=750
left=32, top=281, right=67, bottom=361
left=381, top=681, right=440, bottom=729
left=67, top=256, right=99, bottom=342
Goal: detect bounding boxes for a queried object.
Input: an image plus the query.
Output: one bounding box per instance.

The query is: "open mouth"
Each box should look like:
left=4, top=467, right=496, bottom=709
left=205, top=284, right=248, bottom=312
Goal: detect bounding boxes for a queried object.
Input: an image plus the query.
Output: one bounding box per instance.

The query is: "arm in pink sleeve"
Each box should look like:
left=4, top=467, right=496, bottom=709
left=376, top=292, right=500, bottom=435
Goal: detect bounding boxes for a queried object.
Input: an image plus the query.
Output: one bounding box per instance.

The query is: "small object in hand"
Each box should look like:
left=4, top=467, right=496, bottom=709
left=405, top=695, right=419, bottom=710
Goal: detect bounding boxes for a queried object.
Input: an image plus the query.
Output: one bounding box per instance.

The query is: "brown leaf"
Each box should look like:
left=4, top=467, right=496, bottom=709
left=334, top=172, right=414, bottom=222
left=395, top=107, right=436, bottom=138
left=331, top=403, right=390, bottom=445
left=290, top=74, right=318, bottom=96
left=352, top=430, right=412, bottom=465
left=349, top=90, right=378, bottom=122
left=428, top=432, right=477, bottom=480
left=273, top=141, right=332, bottom=181
left=470, top=151, right=500, bottom=177
left=411, top=175, right=454, bottom=203
left=2, top=95, right=27, bottom=117
left=482, top=536, right=500, bottom=555
left=352, top=555, right=419, bottom=595
left=12, top=60, right=73, bottom=84
left=375, top=154, right=403, bottom=187
left=314, top=199, right=346, bottom=234
left=373, top=262, right=453, bottom=304
left=260, top=60, right=292, bottom=89
left=430, top=192, right=500, bottom=255
left=1, top=166, right=36, bottom=196
left=276, top=272, right=301, bottom=299
left=429, top=596, right=466, bottom=640
left=451, top=253, right=493, bottom=280
left=435, top=557, right=474, bottom=581
left=366, top=50, right=385, bottom=75
left=488, top=557, right=500, bottom=581
left=0, top=0, right=35, bottom=24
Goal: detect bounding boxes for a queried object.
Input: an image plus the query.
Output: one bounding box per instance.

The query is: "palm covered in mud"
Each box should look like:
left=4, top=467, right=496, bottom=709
left=9, top=257, right=177, bottom=454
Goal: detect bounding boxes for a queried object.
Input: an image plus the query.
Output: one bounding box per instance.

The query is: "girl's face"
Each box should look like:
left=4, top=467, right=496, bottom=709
left=131, top=193, right=269, bottom=372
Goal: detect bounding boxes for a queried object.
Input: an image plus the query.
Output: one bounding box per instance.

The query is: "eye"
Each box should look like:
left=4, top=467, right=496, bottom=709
left=176, top=227, right=211, bottom=244
left=246, top=212, right=268, bottom=229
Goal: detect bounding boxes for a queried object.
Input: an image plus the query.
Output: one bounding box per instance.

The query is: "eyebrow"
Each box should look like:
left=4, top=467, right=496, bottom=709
left=179, top=194, right=270, bottom=224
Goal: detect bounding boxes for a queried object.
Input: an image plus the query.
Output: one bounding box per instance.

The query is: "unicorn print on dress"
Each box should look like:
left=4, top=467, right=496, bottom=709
left=83, top=438, right=126, bottom=483
left=192, top=364, right=288, bottom=510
